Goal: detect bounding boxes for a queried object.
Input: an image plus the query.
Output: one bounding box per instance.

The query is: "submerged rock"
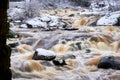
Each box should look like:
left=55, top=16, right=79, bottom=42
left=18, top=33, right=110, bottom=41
left=98, top=56, right=120, bottom=70
left=32, top=48, right=56, bottom=61
left=8, top=42, right=19, bottom=48
left=52, top=59, right=67, bottom=66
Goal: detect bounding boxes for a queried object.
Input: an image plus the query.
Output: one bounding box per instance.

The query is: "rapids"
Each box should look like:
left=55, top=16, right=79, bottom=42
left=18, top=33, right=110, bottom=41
left=7, top=7, right=120, bottom=80
left=9, top=26, right=120, bottom=80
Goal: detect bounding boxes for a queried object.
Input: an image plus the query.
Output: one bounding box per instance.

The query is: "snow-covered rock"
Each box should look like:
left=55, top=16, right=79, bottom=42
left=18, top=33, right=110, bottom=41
left=8, top=8, right=25, bottom=20
left=32, top=48, right=56, bottom=61
left=97, top=12, right=120, bottom=26
left=40, top=14, right=51, bottom=22
left=20, top=24, right=28, bottom=28
left=26, top=17, right=47, bottom=28
left=25, top=14, right=66, bottom=29
left=90, top=2, right=109, bottom=11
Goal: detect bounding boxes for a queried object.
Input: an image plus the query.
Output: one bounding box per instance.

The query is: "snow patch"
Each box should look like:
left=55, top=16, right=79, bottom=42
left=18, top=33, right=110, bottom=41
left=8, top=8, right=25, bottom=20
left=97, top=12, right=120, bottom=26
left=36, top=48, right=56, bottom=56
left=26, top=17, right=47, bottom=28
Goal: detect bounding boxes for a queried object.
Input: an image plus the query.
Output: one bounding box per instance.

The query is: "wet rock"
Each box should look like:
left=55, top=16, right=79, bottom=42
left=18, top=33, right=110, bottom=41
left=115, top=17, right=120, bottom=26
left=75, top=42, right=82, bottom=50
left=63, top=27, right=78, bottom=31
left=98, top=56, right=120, bottom=70
left=26, top=17, right=47, bottom=28
left=90, top=20, right=97, bottom=26
left=52, top=59, right=67, bottom=66
left=85, top=49, right=91, bottom=53
left=41, top=61, right=53, bottom=66
left=68, top=14, right=75, bottom=17
left=19, top=24, right=27, bottom=28
left=8, top=42, right=19, bottom=48
left=90, top=37, right=99, bottom=42
left=32, top=48, right=56, bottom=61
left=7, top=29, right=19, bottom=38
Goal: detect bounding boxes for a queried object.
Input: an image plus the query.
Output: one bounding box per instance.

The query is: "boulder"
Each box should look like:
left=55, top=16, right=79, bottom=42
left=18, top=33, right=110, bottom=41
left=19, top=24, right=27, bottom=28
left=25, top=14, right=66, bottom=29
left=97, top=12, right=120, bottom=26
left=98, top=56, right=120, bottom=70
left=32, top=48, right=56, bottom=61
left=8, top=8, right=25, bottom=21
left=8, top=42, right=19, bottom=48
left=7, top=29, right=19, bottom=38
left=26, top=17, right=47, bottom=28
left=52, top=59, right=67, bottom=66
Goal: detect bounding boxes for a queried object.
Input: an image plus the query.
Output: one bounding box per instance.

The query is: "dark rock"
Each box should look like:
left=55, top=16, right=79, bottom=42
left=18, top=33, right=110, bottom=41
left=68, top=14, right=75, bottom=17
left=52, top=59, right=67, bottom=66
left=98, top=56, right=120, bottom=70
left=90, top=20, right=98, bottom=26
left=90, top=37, right=99, bottom=42
left=96, top=3, right=106, bottom=8
left=64, top=28, right=78, bottom=31
left=41, top=61, right=53, bottom=66
left=75, top=42, right=82, bottom=50
left=7, top=29, right=19, bottom=38
left=114, top=17, right=120, bottom=26
left=26, top=24, right=33, bottom=28
left=8, top=42, right=19, bottom=48
left=85, top=49, right=91, bottom=53
left=32, top=48, right=56, bottom=61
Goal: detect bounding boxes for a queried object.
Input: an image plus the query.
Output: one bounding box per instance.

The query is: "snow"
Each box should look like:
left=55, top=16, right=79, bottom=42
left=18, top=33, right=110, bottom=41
left=41, top=16, right=51, bottom=22
left=26, top=17, right=47, bottom=28
left=20, top=24, right=27, bottom=28
left=36, top=48, right=56, bottom=56
left=8, top=8, right=25, bottom=20
left=90, top=2, right=109, bottom=11
left=9, top=2, right=25, bottom=9
left=97, top=12, right=120, bottom=26
left=25, top=14, right=65, bottom=29
left=79, top=11, right=106, bottom=16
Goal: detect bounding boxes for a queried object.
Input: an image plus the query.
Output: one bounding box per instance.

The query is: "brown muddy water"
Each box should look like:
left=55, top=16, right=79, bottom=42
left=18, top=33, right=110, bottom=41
left=8, top=25, right=120, bottom=80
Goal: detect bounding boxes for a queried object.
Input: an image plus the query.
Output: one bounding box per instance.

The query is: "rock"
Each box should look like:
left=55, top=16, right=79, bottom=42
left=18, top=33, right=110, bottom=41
left=115, top=17, right=120, bottom=26
left=19, top=24, right=27, bottom=28
left=32, top=48, right=56, bottom=61
left=85, top=49, right=91, bottom=53
left=52, top=59, right=67, bottom=66
left=8, top=42, right=19, bottom=48
left=25, top=14, right=66, bottom=30
left=40, top=14, right=51, bottom=22
left=7, top=29, right=19, bottom=38
left=97, top=12, right=120, bottom=26
left=68, top=14, right=75, bottom=17
left=63, top=27, right=78, bottom=31
left=8, top=8, right=25, bottom=21
left=26, top=17, right=47, bottom=28
left=41, top=61, right=53, bottom=66
left=98, top=56, right=120, bottom=70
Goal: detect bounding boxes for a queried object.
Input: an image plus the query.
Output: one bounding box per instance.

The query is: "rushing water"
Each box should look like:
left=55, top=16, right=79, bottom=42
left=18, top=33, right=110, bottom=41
left=9, top=26, right=120, bottom=80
